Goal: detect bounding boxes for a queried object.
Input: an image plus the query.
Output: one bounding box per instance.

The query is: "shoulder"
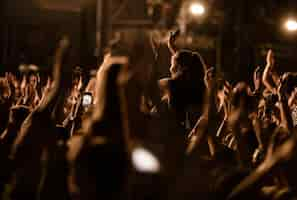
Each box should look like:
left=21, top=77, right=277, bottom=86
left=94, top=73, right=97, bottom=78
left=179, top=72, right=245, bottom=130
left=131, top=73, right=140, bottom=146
left=158, top=78, right=171, bottom=88
left=158, top=78, right=172, bottom=97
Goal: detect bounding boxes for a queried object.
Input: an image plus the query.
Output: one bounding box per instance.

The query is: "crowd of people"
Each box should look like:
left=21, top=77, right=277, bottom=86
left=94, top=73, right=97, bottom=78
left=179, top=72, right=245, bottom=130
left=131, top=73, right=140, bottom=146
left=0, top=30, right=296, bottom=200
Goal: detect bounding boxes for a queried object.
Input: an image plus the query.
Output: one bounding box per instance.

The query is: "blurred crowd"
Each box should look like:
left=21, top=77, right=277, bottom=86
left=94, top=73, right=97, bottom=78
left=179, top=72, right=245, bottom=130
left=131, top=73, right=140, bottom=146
left=0, top=30, right=296, bottom=200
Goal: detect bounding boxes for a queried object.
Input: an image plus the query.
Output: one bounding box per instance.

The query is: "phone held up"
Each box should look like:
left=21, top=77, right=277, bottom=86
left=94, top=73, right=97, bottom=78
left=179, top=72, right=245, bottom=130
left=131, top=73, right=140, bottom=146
left=82, top=92, right=93, bottom=107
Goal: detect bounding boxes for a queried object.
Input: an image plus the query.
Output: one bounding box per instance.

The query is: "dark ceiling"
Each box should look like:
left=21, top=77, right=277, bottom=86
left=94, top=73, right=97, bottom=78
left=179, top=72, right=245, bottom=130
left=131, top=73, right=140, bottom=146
left=0, top=0, right=296, bottom=76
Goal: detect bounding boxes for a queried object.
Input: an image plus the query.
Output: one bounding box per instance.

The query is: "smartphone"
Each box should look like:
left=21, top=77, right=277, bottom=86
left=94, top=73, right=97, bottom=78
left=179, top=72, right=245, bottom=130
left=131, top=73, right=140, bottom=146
left=82, top=92, right=93, bottom=107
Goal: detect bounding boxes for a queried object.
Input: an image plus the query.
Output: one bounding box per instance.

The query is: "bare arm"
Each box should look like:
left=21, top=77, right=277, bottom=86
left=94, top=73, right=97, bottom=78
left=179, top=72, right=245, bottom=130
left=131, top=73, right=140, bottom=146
left=187, top=68, right=220, bottom=155
left=37, top=37, right=70, bottom=114
left=167, top=30, right=179, bottom=55
left=253, top=66, right=262, bottom=93
left=262, top=50, right=277, bottom=93
left=277, top=75, right=294, bottom=132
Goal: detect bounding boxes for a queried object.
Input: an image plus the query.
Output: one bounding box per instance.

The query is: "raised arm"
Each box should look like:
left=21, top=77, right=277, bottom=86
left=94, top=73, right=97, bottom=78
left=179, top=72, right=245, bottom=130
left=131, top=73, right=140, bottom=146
left=253, top=66, right=262, bottom=93
left=277, top=74, right=294, bottom=132
left=37, top=37, right=70, bottom=113
left=262, top=50, right=277, bottom=93
left=167, top=30, right=180, bottom=55
left=187, top=68, right=220, bottom=155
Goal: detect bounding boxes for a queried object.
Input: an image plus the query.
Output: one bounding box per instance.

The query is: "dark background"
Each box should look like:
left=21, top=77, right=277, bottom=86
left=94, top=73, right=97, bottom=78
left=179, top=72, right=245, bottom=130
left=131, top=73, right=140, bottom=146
left=0, top=0, right=296, bottom=81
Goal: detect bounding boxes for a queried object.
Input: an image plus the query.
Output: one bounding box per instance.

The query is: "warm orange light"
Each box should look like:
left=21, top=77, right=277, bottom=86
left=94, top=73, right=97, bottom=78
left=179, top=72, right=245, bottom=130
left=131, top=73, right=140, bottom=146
left=285, top=19, right=297, bottom=32
left=189, top=2, right=205, bottom=16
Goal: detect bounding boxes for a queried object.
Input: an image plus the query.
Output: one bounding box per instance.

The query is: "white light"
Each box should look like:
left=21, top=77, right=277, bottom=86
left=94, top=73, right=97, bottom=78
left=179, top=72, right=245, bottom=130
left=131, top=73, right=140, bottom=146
left=18, top=64, right=27, bottom=72
left=189, top=2, right=205, bottom=16
left=132, top=147, right=160, bottom=173
left=286, top=19, right=297, bottom=32
left=28, top=64, right=39, bottom=71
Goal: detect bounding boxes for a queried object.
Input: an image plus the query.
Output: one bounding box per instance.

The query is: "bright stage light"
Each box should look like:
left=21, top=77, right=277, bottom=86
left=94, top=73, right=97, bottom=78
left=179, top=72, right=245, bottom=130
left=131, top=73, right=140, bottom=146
left=132, top=147, right=160, bottom=173
left=285, top=19, right=297, bottom=32
left=189, top=2, right=205, bottom=16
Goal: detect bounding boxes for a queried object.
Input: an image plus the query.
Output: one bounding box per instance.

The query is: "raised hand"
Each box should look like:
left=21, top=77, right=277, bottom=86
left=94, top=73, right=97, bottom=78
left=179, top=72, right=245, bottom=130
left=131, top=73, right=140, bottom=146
left=77, top=75, right=83, bottom=92
left=277, top=73, right=289, bottom=100
left=276, top=73, right=294, bottom=131
left=20, top=75, right=27, bottom=92
left=204, top=67, right=215, bottom=90
left=253, top=66, right=262, bottom=92
left=98, top=53, right=129, bottom=72
left=266, top=49, right=275, bottom=67
left=11, top=75, right=19, bottom=89
left=168, top=29, right=180, bottom=54
left=5, top=72, right=13, bottom=84
left=44, top=77, right=52, bottom=92
left=38, top=36, right=70, bottom=112
left=263, top=49, right=278, bottom=94
left=169, top=29, right=180, bottom=43
left=288, top=87, right=297, bottom=107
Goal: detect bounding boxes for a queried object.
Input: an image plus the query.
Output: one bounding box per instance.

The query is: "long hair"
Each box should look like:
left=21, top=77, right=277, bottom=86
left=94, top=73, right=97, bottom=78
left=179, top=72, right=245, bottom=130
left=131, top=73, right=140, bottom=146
left=169, top=50, right=206, bottom=111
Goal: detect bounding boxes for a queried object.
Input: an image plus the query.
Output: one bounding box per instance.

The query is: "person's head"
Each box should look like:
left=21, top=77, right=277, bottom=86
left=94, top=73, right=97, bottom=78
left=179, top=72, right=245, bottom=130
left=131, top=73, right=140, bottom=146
left=170, top=50, right=205, bottom=81
left=256, top=93, right=280, bottom=126
left=166, top=50, right=207, bottom=110
left=9, top=105, right=30, bottom=127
